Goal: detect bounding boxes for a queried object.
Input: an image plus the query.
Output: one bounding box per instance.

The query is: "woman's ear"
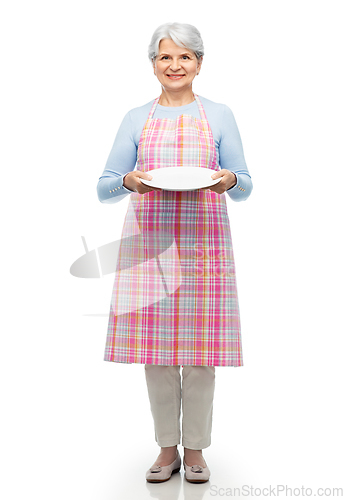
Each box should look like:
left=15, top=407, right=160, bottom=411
left=197, top=56, right=203, bottom=73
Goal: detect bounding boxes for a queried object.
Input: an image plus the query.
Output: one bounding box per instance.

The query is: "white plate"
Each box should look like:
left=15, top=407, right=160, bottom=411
left=140, top=167, right=221, bottom=191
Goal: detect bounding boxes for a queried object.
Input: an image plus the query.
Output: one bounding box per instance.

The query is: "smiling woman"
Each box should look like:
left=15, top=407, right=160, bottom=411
left=97, top=21, right=253, bottom=485
left=153, top=39, right=202, bottom=104
left=149, top=24, right=203, bottom=106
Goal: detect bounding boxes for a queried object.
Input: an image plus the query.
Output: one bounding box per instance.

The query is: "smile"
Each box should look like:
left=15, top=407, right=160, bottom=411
left=166, top=75, right=185, bottom=79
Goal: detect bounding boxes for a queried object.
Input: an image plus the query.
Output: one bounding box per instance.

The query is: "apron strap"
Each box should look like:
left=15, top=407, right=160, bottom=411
left=148, top=97, right=160, bottom=120
left=193, top=94, right=207, bottom=121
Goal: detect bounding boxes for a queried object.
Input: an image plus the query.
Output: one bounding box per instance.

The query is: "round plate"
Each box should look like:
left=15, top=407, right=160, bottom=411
left=140, top=167, right=222, bottom=191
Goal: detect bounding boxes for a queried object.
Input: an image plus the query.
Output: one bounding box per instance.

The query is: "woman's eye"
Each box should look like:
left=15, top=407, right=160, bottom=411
left=161, top=55, right=189, bottom=60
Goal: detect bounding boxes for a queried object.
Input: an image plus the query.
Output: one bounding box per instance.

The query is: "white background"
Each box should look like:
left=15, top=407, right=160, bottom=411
left=1, top=1, right=343, bottom=499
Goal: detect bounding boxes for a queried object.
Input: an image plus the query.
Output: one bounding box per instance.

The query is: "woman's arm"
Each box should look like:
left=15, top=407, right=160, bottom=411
left=219, top=105, right=253, bottom=202
left=97, top=111, right=136, bottom=204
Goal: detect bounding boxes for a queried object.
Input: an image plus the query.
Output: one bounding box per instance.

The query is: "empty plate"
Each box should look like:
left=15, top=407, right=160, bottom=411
left=140, top=167, right=221, bottom=191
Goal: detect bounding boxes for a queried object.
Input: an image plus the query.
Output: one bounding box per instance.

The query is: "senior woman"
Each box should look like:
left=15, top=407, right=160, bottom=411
left=97, top=22, right=253, bottom=483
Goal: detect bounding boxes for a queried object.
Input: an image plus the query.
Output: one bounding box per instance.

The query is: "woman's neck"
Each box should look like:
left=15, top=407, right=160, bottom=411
left=158, top=88, right=195, bottom=107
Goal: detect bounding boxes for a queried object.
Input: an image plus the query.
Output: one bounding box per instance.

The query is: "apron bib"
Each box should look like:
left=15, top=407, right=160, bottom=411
left=104, top=94, right=243, bottom=366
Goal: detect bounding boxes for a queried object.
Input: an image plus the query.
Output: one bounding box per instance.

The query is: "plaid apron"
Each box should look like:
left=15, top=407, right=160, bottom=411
left=104, top=93, right=243, bottom=366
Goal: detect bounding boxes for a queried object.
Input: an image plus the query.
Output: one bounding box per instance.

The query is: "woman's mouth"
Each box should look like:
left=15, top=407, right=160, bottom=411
left=166, top=74, right=185, bottom=80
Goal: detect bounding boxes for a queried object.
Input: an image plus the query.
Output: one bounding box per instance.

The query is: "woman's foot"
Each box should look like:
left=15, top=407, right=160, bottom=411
left=183, top=447, right=207, bottom=468
left=151, top=445, right=178, bottom=467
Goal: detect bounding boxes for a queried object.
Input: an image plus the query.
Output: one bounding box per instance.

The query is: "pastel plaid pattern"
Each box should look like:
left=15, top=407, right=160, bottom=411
left=104, top=94, right=243, bottom=366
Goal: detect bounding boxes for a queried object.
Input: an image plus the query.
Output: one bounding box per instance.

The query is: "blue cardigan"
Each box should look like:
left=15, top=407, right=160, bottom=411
left=97, top=95, right=253, bottom=204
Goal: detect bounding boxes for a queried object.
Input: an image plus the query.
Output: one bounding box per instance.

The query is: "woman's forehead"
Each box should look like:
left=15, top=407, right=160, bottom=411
left=159, top=38, right=191, bottom=52
left=158, top=38, right=193, bottom=54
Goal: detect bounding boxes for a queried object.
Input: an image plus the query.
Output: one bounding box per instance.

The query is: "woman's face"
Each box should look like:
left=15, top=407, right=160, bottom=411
left=153, top=38, right=202, bottom=93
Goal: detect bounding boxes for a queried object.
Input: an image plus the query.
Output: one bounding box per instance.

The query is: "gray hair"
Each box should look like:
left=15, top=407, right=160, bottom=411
left=148, top=22, right=204, bottom=65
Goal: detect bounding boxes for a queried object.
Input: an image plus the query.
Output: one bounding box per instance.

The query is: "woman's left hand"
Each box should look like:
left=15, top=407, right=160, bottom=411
left=199, top=169, right=236, bottom=194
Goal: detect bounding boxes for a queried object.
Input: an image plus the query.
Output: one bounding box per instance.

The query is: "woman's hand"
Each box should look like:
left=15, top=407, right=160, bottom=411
left=199, top=170, right=237, bottom=194
left=123, top=171, right=162, bottom=194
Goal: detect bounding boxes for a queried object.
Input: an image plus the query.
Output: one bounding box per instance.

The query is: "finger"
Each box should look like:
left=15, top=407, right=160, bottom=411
left=137, top=172, right=153, bottom=180
left=140, top=186, right=161, bottom=193
left=136, top=178, right=153, bottom=191
left=210, top=170, right=222, bottom=178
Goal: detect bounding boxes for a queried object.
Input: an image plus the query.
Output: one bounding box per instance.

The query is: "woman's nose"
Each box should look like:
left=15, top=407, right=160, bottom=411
left=169, top=59, right=181, bottom=71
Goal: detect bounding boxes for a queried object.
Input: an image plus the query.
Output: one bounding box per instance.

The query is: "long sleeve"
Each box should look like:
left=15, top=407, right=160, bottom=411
left=97, top=111, right=136, bottom=204
left=219, top=105, right=253, bottom=202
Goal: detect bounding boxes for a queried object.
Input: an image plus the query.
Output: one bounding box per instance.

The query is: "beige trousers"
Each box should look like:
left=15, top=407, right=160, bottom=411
left=144, top=364, right=215, bottom=450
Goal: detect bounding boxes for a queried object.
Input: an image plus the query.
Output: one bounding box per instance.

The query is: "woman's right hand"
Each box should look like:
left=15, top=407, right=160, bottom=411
left=123, top=171, right=162, bottom=194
